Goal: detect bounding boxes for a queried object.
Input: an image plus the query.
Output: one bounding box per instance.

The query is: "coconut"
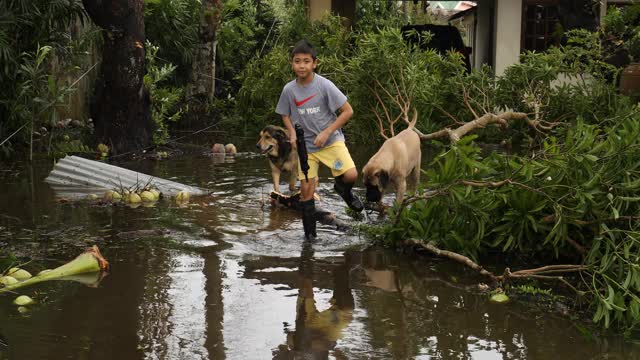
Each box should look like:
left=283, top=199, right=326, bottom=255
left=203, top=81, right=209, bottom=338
left=13, top=295, right=35, bottom=306
left=150, top=189, right=161, bottom=200
left=86, top=194, right=98, bottom=200
left=103, top=190, right=122, bottom=202
left=17, top=306, right=29, bottom=314
left=0, top=276, right=18, bottom=286
left=175, top=191, right=190, bottom=203
left=97, top=143, right=109, bottom=154
left=8, top=268, right=32, bottom=280
left=140, top=191, right=155, bottom=202
left=489, top=293, right=510, bottom=304
left=128, top=193, right=142, bottom=204
left=38, top=269, right=52, bottom=276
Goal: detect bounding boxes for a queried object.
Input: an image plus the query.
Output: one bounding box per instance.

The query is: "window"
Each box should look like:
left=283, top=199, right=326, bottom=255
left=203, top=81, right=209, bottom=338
left=522, top=0, right=561, bottom=52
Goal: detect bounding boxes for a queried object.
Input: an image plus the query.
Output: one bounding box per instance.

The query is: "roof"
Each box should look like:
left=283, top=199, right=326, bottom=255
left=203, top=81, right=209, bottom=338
left=431, top=1, right=460, bottom=10
left=45, top=155, right=208, bottom=199
left=448, top=4, right=477, bottom=21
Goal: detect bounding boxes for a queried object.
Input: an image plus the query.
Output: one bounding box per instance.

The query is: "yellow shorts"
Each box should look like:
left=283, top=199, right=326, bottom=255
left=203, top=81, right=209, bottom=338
left=297, top=141, right=355, bottom=180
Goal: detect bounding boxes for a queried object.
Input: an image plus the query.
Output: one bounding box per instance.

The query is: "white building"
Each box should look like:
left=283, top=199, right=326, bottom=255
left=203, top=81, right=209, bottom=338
left=447, top=0, right=636, bottom=75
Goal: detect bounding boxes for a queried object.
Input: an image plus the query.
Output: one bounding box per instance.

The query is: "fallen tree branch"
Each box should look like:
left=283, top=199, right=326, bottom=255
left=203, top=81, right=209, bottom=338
left=415, top=111, right=529, bottom=143
left=505, top=264, right=589, bottom=276
left=460, top=179, right=511, bottom=187
left=404, top=238, right=499, bottom=282
left=403, top=238, right=589, bottom=295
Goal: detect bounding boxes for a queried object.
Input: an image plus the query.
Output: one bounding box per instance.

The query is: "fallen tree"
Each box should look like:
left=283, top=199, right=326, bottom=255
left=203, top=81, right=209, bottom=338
left=363, top=43, right=640, bottom=332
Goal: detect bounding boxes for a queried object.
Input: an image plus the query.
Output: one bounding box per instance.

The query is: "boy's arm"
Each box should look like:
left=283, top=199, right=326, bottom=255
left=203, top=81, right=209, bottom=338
left=313, top=101, right=353, bottom=148
left=282, top=115, right=297, bottom=147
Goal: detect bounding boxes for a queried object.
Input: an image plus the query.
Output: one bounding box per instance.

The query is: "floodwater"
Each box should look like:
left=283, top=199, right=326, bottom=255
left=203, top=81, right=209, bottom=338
left=0, top=145, right=638, bottom=360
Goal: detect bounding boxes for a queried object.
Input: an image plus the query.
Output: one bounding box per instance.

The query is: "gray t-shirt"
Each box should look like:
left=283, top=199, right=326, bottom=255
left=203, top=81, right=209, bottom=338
left=275, top=73, right=347, bottom=153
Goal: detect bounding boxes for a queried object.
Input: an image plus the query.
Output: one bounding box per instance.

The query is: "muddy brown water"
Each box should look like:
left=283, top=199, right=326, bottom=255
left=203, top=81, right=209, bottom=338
left=0, top=146, right=638, bottom=360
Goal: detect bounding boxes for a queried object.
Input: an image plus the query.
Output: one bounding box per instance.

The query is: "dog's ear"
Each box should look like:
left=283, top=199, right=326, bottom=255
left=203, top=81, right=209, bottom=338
left=379, top=170, right=390, bottom=188
left=273, top=128, right=287, bottom=144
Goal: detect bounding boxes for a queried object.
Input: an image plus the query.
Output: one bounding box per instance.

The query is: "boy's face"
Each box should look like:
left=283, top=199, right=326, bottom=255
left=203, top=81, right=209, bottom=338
left=291, top=53, right=317, bottom=81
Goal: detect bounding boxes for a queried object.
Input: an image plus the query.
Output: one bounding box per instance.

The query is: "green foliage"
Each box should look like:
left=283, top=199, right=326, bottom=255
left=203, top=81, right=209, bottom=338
left=218, top=0, right=277, bottom=98
left=0, top=250, right=18, bottom=274
left=234, top=46, right=291, bottom=133
left=50, top=137, right=93, bottom=159
left=338, top=27, right=472, bottom=142
left=354, top=0, right=404, bottom=33
left=513, top=284, right=553, bottom=297
left=3, top=45, right=88, bottom=158
left=274, top=0, right=312, bottom=46
left=144, top=42, right=185, bottom=145
left=0, top=0, right=85, bottom=78
left=601, top=3, right=640, bottom=63
left=0, top=0, right=92, bottom=158
left=144, top=0, right=200, bottom=83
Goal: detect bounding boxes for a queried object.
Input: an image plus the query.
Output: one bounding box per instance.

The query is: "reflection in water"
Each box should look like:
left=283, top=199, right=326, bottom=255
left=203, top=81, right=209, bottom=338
left=137, top=249, right=224, bottom=360
left=273, top=241, right=354, bottom=359
left=137, top=247, right=172, bottom=359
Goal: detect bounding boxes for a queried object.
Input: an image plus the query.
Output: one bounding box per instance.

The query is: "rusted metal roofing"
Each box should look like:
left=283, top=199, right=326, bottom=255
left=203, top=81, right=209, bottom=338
left=45, top=155, right=208, bottom=199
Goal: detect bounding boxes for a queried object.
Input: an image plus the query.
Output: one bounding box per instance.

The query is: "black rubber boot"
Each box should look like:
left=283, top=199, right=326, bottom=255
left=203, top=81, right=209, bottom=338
left=334, top=175, right=364, bottom=212
left=301, top=199, right=317, bottom=239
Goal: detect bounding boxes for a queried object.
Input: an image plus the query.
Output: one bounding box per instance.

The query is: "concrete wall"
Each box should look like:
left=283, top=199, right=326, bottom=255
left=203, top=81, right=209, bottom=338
left=474, top=0, right=494, bottom=70
left=494, top=0, right=522, bottom=76
left=308, top=0, right=331, bottom=22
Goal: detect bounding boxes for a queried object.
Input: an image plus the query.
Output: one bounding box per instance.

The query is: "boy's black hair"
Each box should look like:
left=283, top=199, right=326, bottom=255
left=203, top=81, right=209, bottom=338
left=290, top=40, right=316, bottom=60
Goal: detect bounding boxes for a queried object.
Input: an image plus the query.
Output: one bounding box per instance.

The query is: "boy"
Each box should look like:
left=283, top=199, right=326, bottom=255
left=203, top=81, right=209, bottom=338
left=276, top=40, right=363, bottom=239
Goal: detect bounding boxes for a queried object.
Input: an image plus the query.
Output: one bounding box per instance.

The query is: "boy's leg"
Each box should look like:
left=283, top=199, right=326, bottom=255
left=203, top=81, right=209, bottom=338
left=300, top=177, right=316, bottom=201
left=314, top=142, right=363, bottom=212
left=298, top=156, right=319, bottom=239
left=334, top=168, right=363, bottom=212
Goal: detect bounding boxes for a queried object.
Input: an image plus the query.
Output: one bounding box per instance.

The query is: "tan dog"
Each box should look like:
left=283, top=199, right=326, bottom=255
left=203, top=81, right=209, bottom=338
left=256, top=125, right=298, bottom=193
left=362, top=117, right=421, bottom=204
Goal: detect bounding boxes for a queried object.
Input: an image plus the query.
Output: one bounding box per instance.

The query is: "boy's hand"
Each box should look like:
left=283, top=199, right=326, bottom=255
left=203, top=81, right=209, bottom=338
left=313, top=129, right=331, bottom=148
left=290, top=136, right=297, bottom=150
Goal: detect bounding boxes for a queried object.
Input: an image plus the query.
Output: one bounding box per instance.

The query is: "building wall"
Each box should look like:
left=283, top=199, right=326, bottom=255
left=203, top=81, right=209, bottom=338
left=474, top=0, right=494, bottom=70
left=494, top=0, right=522, bottom=76
left=309, top=0, right=331, bottom=22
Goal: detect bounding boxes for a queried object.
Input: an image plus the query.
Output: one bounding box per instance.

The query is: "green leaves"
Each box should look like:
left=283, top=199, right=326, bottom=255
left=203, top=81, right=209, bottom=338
left=145, top=42, right=185, bottom=146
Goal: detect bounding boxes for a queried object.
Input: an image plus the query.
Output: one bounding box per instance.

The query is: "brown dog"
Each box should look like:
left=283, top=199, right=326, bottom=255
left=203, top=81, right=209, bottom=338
left=256, top=125, right=298, bottom=193
left=362, top=117, right=421, bottom=204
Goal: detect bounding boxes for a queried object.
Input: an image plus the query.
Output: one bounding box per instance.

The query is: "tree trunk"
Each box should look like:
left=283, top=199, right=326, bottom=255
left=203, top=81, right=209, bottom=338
left=82, top=0, right=152, bottom=156
left=187, top=0, right=223, bottom=104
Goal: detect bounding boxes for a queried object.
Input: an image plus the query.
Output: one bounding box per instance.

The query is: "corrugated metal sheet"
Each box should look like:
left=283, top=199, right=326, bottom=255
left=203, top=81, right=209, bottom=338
left=45, top=155, right=208, bottom=199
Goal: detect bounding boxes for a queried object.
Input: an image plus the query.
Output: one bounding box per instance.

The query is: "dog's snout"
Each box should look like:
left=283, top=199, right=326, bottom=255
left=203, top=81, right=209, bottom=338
left=256, top=143, right=261, bottom=150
